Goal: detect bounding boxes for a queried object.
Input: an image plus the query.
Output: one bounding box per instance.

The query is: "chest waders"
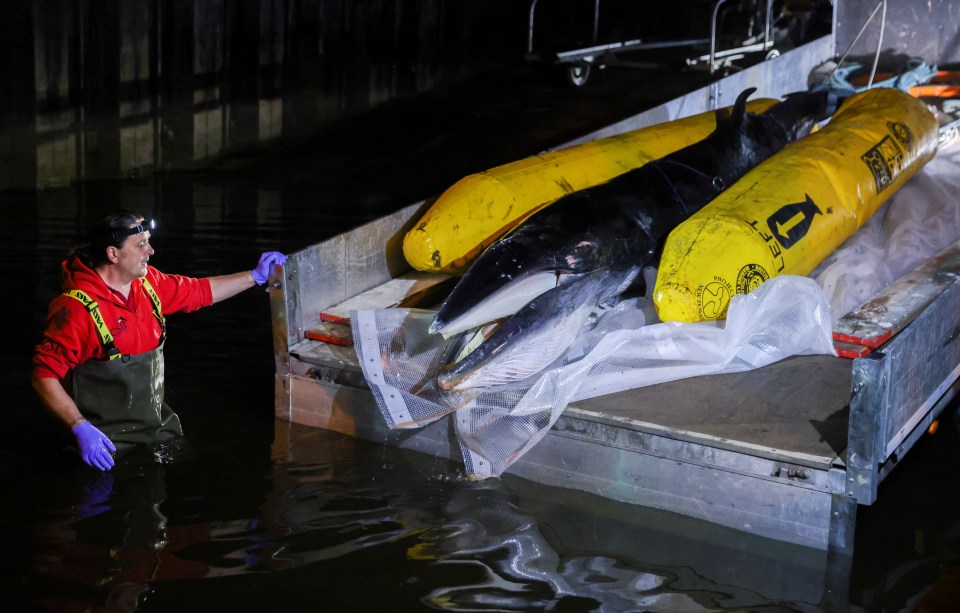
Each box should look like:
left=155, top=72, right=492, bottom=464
left=64, top=279, right=184, bottom=445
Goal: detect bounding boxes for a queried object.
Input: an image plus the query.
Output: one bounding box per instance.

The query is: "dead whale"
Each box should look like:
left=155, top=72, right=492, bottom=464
left=430, top=88, right=840, bottom=391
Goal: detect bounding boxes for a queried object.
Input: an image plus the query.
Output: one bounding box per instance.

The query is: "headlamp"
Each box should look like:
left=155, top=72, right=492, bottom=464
left=110, top=219, right=156, bottom=242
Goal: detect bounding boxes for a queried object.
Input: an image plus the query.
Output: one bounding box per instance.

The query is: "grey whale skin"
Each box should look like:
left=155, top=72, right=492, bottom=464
left=430, top=87, right=838, bottom=391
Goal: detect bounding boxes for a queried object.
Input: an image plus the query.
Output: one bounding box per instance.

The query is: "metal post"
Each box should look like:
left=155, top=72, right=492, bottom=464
left=592, top=0, right=600, bottom=43
left=527, top=0, right=539, bottom=56
left=709, top=0, right=731, bottom=74
left=764, top=0, right=773, bottom=49
left=847, top=352, right=888, bottom=505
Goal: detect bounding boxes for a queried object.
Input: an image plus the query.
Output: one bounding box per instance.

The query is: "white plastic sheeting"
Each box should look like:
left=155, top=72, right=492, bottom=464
left=354, top=276, right=835, bottom=478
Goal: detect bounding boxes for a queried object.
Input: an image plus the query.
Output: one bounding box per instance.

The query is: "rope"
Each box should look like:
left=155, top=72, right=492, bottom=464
left=647, top=159, right=726, bottom=215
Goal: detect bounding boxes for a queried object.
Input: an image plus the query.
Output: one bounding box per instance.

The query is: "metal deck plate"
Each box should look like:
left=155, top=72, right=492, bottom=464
left=571, top=354, right=851, bottom=468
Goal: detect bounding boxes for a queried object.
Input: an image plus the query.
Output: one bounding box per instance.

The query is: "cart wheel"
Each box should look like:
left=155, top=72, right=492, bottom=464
left=765, top=48, right=781, bottom=61
left=564, top=62, right=592, bottom=88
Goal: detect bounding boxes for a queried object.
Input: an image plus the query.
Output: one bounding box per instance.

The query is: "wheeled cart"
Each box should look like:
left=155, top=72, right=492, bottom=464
left=526, top=0, right=781, bottom=87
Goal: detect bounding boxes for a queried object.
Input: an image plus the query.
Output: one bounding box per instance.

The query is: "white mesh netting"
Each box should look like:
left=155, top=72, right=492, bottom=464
left=352, top=144, right=960, bottom=480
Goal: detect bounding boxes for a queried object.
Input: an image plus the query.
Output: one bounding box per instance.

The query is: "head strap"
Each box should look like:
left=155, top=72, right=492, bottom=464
left=109, top=219, right=154, bottom=242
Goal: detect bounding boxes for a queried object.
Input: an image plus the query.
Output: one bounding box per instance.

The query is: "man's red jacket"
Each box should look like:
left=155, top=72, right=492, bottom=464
left=33, top=258, right=213, bottom=381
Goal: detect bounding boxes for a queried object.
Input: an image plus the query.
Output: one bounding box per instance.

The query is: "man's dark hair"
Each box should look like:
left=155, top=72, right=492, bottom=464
left=71, top=209, right=145, bottom=269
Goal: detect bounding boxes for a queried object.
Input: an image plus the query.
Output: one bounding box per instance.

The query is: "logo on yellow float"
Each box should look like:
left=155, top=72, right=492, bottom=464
left=697, top=276, right=734, bottom=320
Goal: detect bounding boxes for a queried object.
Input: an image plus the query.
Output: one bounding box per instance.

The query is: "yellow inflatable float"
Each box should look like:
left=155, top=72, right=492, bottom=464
left=403, top=99, right=778, bottom=275
left=653, top=87, right=939, bottom=323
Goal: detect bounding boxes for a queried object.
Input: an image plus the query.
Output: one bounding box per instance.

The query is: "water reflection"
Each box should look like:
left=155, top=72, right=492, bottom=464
left=19, top=411, right=846, bottom=612
left=412, top=482, right=720, bottom=612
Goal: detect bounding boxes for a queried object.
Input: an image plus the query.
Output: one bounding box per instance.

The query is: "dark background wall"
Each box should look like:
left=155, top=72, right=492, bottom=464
left=5, top=1, right=954, bottom=192
left=0, top=0, right=804, bottom=192
left=0, top=0, right=530, bottom=190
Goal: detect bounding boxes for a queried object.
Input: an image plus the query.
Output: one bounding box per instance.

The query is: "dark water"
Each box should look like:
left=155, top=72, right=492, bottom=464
left=3, top=65, right=960, bottom=612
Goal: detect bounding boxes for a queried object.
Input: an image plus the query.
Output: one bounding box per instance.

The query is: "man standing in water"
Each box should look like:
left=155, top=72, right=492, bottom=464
left=32, top=209, right=287, bottom=471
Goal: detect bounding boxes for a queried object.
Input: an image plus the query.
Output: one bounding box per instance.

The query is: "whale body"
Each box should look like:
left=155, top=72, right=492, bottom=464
left=431, top=88, right=839, bottom=391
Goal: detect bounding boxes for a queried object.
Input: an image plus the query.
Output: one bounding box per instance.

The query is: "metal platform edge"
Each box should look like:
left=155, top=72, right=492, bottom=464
left=274, top=371, right=855, bottom=551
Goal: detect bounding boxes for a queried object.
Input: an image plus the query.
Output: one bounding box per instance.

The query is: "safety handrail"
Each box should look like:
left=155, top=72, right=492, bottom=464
left=709, top=0, right=775, bottom=74
left=528, top=0, right=600, bottom=56
left=527, top=0, right=539, bottom=56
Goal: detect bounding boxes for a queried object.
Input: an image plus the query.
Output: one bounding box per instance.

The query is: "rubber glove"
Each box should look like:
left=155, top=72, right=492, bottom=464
left=251, top=251, right=287, bottom=285
left=73, top=421, right=117, bottom=471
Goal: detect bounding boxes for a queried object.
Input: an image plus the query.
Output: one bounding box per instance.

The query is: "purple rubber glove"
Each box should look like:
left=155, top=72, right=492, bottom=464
left=73, top=421, right=117, bottom=471
left=251, top=251, right=287, bottom=285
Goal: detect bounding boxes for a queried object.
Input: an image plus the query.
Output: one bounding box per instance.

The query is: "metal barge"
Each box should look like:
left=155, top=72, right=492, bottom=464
left=269, top=2, right=960, bottom=552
